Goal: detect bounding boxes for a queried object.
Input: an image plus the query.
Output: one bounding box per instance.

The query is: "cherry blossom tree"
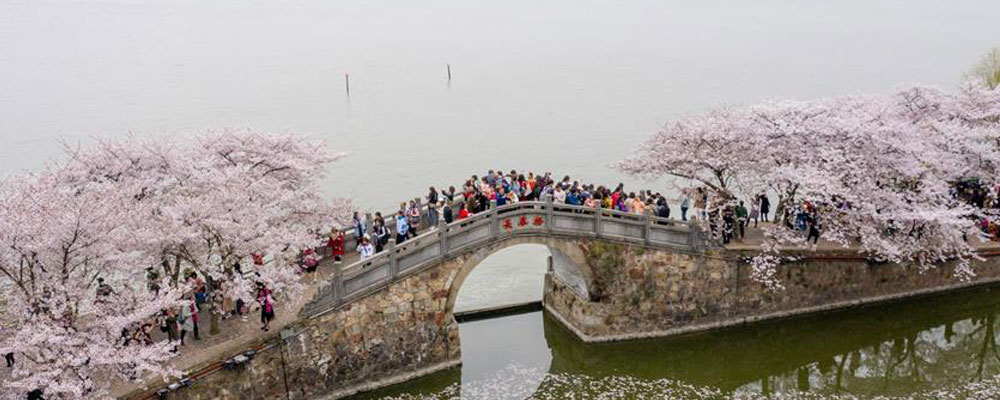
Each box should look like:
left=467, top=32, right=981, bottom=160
left=0, top=169, right=184, bottom=399
left=618, top=83, right=1000, bottom=289
left=60, top=129, right=354, bottom=333
left=1, top=129, right=352, bottom=398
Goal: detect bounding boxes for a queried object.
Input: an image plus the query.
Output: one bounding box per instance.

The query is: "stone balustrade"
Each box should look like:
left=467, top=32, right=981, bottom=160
left=301, top=198, right=700, bottom=318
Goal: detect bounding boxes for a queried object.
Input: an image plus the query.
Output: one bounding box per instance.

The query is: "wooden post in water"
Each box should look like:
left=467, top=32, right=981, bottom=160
left=447, top=64, right=452, bottom=81
left=345, top=73, right=350, bottom=96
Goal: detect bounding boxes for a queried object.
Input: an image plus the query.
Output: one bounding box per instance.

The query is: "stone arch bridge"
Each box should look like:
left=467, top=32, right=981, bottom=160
left=146, top=199, right=1000, bottom=400
left=282, top=200, right=704, bottom=398
left=299, top=199, right=702, bottom=319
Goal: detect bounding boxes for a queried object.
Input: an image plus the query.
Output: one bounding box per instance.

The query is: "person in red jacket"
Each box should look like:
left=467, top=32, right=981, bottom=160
left=328, top=228, right=344, bottom=264
left=256, top=283, right=275, bottom=332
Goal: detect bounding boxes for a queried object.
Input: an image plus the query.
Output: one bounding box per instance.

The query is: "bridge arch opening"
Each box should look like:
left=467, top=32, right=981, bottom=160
left=449, top=243, right=552, bottom=390
left=453, top=243, right=550, bottom=314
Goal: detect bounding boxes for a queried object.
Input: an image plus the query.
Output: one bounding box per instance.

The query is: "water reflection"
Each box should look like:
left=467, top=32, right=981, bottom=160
left=355, top=286, right=1000, bottom=399
left=544, top=286, right=1000, bottom=398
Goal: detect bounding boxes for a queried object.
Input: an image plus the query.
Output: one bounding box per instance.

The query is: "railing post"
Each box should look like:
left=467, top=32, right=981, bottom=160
left=334, top=263, right=344, bottom=306
left=594, top=206, right=602, bottom=238
left=438, top=217, right=449, bottom=260
left=690, top=222, right=703, bottom=252
left=365, top=212, right=373, bottom=236
left=644, top=212, right=653, bottom=246
left=545, top=194, right=554, bottom=232
left=387, top=238, right=398, bottom=281
left=489, top=199, right=499, bottom=237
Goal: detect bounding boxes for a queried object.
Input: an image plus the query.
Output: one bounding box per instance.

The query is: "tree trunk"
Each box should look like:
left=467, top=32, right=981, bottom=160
left=775, top=195, right=787, bottom=227
left=206, top=275, right=220, bottom=335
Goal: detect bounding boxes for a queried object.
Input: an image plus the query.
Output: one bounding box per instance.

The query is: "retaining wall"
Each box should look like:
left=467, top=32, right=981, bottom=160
left=544, top=242, right=1000, bottom=342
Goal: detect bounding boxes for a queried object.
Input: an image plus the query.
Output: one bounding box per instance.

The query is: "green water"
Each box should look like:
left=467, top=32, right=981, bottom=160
left=353, top=286, right=1000, bottom=399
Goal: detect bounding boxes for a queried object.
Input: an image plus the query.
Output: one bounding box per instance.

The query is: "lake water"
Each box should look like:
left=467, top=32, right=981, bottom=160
left=357, top=286, right=1000, bottom=399
left=3, top=0, right=1000, bottom=398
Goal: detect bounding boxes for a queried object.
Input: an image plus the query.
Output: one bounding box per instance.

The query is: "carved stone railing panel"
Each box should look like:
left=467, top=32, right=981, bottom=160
left=343, top=263, right=390, bottom=294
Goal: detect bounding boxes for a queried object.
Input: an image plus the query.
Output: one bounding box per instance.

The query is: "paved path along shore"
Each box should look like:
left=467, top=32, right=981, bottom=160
left=105, top=249, right=362, bottom=398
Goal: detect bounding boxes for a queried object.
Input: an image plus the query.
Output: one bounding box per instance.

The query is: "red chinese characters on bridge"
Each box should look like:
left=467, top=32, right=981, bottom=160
left=501, top=216, right=545, bottom=231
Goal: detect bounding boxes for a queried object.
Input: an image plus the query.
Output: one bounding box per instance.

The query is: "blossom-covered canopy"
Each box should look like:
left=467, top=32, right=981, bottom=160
left=618, top=83, right=1000, bottom=289
left=0, top=129, right=352, bottom=399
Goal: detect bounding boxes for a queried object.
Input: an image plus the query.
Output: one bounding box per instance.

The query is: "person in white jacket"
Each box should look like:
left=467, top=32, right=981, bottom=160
left=179, top=297, right=198, bottom=345
left=357, top=235, right=376, bottom=259
left=553, top=186, right=566, bottom=204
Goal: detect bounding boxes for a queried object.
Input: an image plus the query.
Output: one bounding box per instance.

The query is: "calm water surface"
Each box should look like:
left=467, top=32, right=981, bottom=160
left=358, top=286, right=1000, bottom=399
left=4, top=1, right=1000, bottom=398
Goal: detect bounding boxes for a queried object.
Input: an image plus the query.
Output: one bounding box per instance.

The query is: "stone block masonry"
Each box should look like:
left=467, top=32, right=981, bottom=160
left=147, top=257, right=462, bottom=400
left=134, top=223, right=1000, bottom=399
left=141, top=235, right=591, bottom=400
left=544, top=241, right=1000, bottom=342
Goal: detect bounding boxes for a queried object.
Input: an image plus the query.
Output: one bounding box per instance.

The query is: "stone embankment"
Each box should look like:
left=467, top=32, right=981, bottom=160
left=128, top=199, right=1000, bottom=400
left=545, top=241, right=1000, bottom=342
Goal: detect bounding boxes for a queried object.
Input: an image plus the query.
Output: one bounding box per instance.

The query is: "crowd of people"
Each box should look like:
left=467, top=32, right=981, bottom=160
left=955, top=181, right=1000, bottom=242
left=32, top=171, right=991, bottom=377
left=80, top=253, right=289, bottom=360
left=310, top=169, right=812, bottom=262
left=79, top=170, right=807, bottom=363
left=692, top=189, right=783, bottom=245
left=318, top=170, right=791, bottom=259
left=339, top=170, right=691, bottom=255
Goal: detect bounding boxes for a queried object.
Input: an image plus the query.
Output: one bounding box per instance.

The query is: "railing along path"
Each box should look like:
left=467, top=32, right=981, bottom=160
left=300, top=197, right=703, bottom=318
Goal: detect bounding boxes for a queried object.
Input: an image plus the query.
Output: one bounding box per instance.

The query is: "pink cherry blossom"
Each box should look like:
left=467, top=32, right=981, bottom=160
left=618, top=82, right=1000, bottom=289
left=1, top=129, right=352, bottom=399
